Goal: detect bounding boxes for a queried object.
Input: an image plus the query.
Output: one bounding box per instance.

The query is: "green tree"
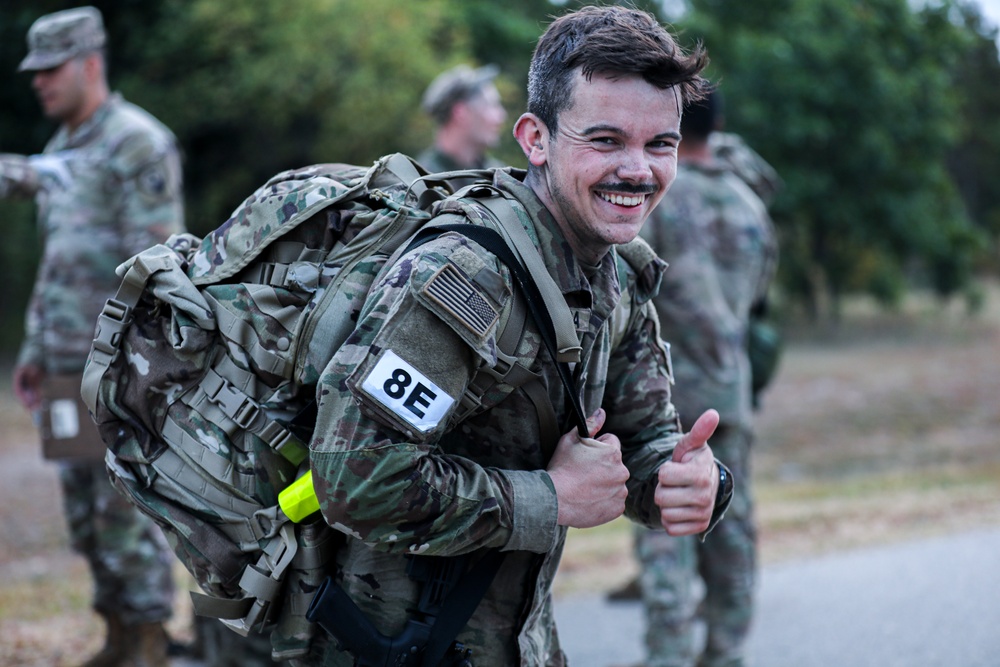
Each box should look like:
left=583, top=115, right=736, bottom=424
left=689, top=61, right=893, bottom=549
left=0, top=0, right=564, bottom=354
left=680, top=0, right=987, bottom=318
left=120, top=0, right=485, bottom=233
left=938, top=1, right=1000, bottom=252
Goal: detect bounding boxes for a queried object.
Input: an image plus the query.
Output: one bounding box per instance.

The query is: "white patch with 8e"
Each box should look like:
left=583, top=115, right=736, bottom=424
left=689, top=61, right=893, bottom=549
left=361, top=350, right=455, bottom=433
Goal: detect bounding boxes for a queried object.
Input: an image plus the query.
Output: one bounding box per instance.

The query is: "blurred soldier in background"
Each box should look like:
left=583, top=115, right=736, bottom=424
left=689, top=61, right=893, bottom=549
left=708, top=132, right=782, bottom=209
left=417, top=63, right=507, bottom=189
left=632, top=89, right=779, bottom=667
left=0, top=7, right=183, bottom=666
left=709, top=99, right=784, bottom=413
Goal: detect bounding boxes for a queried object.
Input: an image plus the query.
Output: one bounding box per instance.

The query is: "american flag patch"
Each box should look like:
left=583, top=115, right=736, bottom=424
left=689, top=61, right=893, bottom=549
left=424, top=263, right=499, bottom=339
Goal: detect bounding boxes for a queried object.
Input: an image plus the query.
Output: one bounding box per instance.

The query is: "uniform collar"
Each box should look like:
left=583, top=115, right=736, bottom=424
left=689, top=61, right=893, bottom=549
left=492, top=170, right=622, bottom=322
left=52, top=92, right=121, bottom=150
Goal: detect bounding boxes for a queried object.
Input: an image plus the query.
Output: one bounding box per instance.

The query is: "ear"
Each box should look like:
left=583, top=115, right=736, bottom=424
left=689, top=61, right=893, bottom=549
left=82, top=52, right=103, bottom=82
left=450, top=99, right=470, bottom=124
left=513, top=113, right=549, bottom=167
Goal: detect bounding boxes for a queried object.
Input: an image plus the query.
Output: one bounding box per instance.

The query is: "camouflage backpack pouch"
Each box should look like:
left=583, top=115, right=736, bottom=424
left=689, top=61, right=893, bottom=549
left=81, top=154, right=580, bottom=660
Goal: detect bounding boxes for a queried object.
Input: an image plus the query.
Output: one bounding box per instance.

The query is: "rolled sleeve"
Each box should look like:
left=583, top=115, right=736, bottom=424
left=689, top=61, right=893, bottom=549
left=501, top=469, right=559, bottom=553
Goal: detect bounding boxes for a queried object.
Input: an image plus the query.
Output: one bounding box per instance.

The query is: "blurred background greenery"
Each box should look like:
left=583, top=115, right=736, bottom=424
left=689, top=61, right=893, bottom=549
left=1, top=0, right=999, bottom=355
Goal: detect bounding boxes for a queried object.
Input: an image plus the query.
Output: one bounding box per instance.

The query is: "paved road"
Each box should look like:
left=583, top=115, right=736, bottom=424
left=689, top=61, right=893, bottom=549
left=554, top=527, right=1000, bottom=667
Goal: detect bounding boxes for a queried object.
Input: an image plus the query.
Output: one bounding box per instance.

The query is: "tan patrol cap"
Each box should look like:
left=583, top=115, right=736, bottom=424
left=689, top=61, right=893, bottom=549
left=18, top=6, right=106, bottom=72
left=422, top=64, right=500, bottom=124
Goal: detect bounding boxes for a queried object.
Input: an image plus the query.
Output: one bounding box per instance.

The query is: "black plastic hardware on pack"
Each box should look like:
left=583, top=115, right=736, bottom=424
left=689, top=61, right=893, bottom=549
left=307, top=550, right=505, bottom=666
left=306, top=222, right=584, bottom=666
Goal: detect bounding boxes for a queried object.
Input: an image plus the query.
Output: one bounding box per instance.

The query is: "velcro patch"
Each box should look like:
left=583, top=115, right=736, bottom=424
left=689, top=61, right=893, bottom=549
left=423, top=263, right=499, bottom=339
left=359, top=350, right=456, bottom=433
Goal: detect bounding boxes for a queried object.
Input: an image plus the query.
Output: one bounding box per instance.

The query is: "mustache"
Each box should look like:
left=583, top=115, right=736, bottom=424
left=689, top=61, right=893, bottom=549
left=595, top=182, right=658, bottom=196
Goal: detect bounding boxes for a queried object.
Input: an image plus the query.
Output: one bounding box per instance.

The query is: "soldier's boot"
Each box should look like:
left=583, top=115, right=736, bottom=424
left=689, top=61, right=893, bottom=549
left=78, top=612, right=126, bottom=667
left=118, top=621, right=171, bottom=667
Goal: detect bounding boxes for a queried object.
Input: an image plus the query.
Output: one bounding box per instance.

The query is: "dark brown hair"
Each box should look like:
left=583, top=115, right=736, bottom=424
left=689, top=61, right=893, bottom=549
left=527, top=5, right=710, bottom=133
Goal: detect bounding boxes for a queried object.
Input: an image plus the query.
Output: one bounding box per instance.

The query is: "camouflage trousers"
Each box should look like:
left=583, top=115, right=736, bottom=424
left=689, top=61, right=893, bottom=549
left=634, top=425, right=756, bottom=667
left=58, top=459, right=175, bottom=625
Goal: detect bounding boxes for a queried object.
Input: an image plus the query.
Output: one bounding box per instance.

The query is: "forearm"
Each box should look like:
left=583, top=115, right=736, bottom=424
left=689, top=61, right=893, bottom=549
left=310, top=401, right=558, bottom=556
left=310, top=240, right=558, bottom=556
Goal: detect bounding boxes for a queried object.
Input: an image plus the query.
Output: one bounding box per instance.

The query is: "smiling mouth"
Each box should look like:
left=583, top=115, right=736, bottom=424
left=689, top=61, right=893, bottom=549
left=597, top=191, right=647, bottom=208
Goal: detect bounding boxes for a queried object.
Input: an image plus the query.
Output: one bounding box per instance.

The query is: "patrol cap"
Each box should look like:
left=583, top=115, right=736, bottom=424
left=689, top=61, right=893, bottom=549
left=422, top=64, right=500, bottom=124
left=18, top=6, right=107, bottom=73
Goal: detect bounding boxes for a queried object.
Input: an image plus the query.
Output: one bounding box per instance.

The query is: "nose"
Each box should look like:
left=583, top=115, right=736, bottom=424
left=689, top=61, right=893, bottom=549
left=616, top=148, right=654, bottom=183
left=32, top=71, right=49, bottom=92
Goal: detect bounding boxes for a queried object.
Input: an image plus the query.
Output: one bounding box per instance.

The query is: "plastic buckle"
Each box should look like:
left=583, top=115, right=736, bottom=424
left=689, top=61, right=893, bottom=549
left=91, top=298, right=132, bottom=355
left=264, top=424, right=308, bottom=465
left=257, top=263, right=275, bottom=286
left=232, top=399, right=260, bottom=430
left=205, top=374, right=261, bottom=430
left=482, top=350, right=517, bottom=382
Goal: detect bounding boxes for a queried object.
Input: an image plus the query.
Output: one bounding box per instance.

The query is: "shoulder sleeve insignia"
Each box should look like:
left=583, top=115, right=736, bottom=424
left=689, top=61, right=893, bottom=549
left=358, top=350, right=456, bottom=434
left=423, top=263, right=500, bottom=340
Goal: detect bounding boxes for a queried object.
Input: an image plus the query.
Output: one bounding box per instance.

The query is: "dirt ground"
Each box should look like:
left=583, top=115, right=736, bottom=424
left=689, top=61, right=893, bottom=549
left=2, top=285, right=1000, bottom=665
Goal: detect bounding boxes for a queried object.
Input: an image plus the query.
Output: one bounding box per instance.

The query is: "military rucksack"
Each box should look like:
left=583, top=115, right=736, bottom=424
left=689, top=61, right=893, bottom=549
left=80, top=154, right=585, bottom=661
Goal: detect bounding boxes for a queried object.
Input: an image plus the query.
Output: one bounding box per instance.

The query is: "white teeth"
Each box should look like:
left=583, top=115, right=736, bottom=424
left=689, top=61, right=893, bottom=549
left=599, top=192, right=644, bottom=207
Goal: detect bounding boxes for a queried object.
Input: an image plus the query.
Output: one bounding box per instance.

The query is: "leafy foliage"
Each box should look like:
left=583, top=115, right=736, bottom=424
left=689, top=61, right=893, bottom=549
left=677, top=0, right=996, bottom=316
left=0, top=0, right=551, bottom=353
left=1, top=0, right=999, bottom=353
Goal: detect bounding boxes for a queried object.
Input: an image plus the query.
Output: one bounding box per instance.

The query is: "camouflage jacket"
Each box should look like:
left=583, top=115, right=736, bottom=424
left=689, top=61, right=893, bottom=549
left=640, top=159, right=778, bottom=431
left=0, top=93, right=184, bottom=372
left=309, top=169, right=685, bottom=666
left=708, top=132, right=783, bottom=206
left=416, top=145, right=506, bottom=190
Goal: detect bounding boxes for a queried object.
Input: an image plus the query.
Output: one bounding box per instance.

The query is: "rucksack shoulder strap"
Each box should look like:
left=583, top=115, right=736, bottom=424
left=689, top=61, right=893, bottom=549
left=470, top=192, right=582, bottom=364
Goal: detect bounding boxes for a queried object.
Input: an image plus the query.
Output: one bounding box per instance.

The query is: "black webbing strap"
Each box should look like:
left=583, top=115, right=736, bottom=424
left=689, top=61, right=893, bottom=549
left=404, top=223, right=588, bottom=435
left=310, top=221, right=581, bottom=665
left=420, top=549, right=506, bottom=667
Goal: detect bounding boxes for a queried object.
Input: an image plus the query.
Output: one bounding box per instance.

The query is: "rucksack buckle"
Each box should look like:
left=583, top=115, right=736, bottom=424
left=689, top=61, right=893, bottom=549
left=263, top=423, right=308, bottom=466
left=92, top=298, right=132, bottom=356
left=481, top=350, right=517, bottom=382
left=204, top=373, right=261, bottom=430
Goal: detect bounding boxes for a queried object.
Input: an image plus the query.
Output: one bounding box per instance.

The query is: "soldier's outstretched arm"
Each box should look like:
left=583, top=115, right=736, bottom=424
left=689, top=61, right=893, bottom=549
left=546, top=408, right=630, bottom=529
left=0, top=154, right=41, bottom=198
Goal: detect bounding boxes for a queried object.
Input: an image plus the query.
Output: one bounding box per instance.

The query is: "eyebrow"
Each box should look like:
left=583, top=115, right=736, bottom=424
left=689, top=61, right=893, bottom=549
left=580, top=124, right=681, bottom=142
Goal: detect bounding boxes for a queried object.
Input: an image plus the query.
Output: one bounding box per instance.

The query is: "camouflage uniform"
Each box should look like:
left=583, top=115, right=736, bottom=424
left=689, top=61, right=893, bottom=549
left=0, top=92, right=183, bottom=624
left=708, top=133, right=783, bottom=207
left=416, top=146, right=505, bottom=175
left=195, top=616, right=280, bottom=666
left=636, top=157, right=778, bottom=667
left=306, top=168, right=693, bottom=666
left=416, top=145, right=505, bottom=190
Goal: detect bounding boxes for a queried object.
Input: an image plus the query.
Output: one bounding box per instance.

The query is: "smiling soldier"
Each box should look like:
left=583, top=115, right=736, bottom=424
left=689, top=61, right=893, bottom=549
left=299, top=6, right=732, bottom=666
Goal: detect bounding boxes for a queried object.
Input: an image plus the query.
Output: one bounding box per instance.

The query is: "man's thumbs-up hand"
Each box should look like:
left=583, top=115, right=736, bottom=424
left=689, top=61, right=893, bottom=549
left=656, top=409, right=720, bottom=535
